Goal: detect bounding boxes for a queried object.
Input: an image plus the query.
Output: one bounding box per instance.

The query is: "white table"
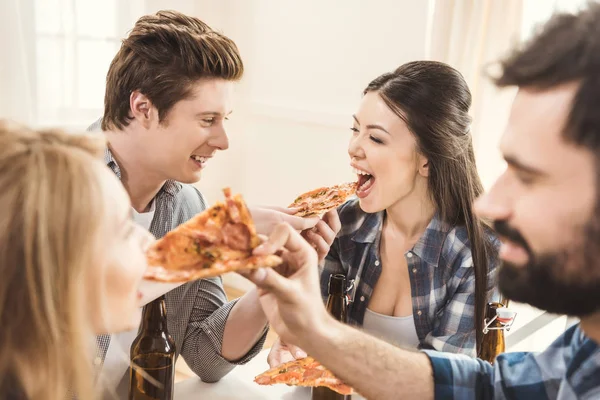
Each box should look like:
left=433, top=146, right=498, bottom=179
left=175, top=349, right=365, bottom=400
left=175, top=349, right=310, bottom=399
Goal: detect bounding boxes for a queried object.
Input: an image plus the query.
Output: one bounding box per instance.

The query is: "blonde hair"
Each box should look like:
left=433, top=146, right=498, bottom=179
left=0, top=120, right=109, bottom=399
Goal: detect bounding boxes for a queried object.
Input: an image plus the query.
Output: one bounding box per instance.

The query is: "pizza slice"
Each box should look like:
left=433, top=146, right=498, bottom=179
left=289, top=182, right=357, bottom=218
left=254, top=356, right=353, bottom=395
left=144, top=188, right=282, bottom=282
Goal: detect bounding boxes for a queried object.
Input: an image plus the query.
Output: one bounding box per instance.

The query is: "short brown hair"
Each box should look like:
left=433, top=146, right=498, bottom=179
left=493, top=2, right=600, bottom=151
left=102, top=10, right=244, bottom=131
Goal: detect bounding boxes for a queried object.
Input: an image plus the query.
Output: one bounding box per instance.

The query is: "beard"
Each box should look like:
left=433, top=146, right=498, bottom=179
left=494, top=217, right=600, bottom=317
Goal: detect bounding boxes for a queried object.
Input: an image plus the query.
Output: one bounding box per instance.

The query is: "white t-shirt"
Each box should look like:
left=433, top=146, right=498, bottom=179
left=99, top=201, right=156, bottom=392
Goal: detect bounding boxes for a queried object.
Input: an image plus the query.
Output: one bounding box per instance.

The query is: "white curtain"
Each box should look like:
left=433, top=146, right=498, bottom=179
left=427, top=0, right=524, bottom=189
left=0, top=0, right=35, bottom=124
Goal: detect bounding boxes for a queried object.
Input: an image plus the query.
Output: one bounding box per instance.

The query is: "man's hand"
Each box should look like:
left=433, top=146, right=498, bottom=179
left=267, top=337, right=307, bottom=368
left=301, top=209, right=341, bottom=263
left=246, top=223, right=331, bottom=347
left=249, top=206, right=319, bottom=235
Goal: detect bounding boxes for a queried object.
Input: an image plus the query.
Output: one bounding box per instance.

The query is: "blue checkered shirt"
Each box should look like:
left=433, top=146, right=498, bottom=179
left=321, top=198, right=499, bottom=356
left=425, top=324, right=600, bottom=399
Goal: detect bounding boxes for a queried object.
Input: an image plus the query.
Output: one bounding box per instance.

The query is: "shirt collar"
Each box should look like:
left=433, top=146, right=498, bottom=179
left=104, top=146, right=182, bottom=197
left=351, top=210, right=452, bottom=267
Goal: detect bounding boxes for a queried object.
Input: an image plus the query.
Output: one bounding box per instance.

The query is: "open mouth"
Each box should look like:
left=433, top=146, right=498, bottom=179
left=352, top=167, right=375, bottom=198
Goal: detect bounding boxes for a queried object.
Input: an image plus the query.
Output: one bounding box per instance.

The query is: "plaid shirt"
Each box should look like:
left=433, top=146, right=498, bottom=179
left=321, top=198, right=498, bottom=356
left=89, top=119, right=266, bottom=391
left=425, top=324, right=600, bottom=399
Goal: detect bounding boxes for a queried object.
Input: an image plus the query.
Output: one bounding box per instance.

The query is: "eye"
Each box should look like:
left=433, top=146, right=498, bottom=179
left=516, top=173, right=535, bottom=186
left=202, top=118, right=215, bottom=126
left=350, top=127, right=359, bottom=134
left=369, top=135, right=384, bottom=144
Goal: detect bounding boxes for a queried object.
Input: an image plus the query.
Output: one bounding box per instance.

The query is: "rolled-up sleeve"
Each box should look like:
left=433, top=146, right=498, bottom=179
left=172, top=278, right=267, bottom=383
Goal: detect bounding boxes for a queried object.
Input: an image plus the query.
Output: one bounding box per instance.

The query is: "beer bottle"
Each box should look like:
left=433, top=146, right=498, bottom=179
left=312, top=274, right=349, bottom=400
left=129, top=296, right=175, bottom=400
left=478, top=297, right=510, bottom=364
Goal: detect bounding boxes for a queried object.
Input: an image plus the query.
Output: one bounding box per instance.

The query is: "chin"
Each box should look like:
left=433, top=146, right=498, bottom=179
left=177, top=171, right=203, bottom=185
left=357, top=197, right=384, bottom=214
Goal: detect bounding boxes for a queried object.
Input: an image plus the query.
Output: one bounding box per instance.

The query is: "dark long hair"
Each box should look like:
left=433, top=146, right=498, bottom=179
left=365, top=61, right=496, bottom=352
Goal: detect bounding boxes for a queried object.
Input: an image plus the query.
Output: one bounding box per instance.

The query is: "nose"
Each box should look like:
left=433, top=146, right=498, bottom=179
left=209, top=124, right=229, bottom=151
left=348, top=132, right=365, bottom=160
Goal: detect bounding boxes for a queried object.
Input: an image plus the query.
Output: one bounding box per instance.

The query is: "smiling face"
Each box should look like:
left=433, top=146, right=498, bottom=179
left=475, top=83, right=600, bottom=316
left=130, top=78, right=234, bottom=184
left=348, top=91, right=429, bottom=213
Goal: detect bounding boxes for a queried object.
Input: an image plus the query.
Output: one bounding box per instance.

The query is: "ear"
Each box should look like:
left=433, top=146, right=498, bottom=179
left=418, top=155, right=429, bottom=178
left=129, top=91, right=157, bottom=129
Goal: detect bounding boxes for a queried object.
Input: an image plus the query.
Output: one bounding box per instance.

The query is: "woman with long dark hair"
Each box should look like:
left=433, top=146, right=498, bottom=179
left=270, top=61, right=499, bottom=366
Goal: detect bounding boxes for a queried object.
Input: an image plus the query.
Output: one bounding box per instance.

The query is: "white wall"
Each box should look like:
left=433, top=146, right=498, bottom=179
left=189, top=0, right=432, bottom=206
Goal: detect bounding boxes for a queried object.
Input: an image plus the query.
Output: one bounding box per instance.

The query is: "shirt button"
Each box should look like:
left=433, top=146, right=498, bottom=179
left=360, top=296, right=365, bottom=302
left=406, top=252, right=413, bottom=258
left=94, top=357, right=102, bottom=366
left=412, top=268, right=417, bottom=273
left=374, top=260, right=380, bottom=266
left=417, top=310, right=422, bottom=316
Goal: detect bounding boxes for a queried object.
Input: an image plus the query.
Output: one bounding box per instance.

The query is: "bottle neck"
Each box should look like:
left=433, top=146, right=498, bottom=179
left=326, top=274, right=347, bottom=323
left=139, top=296, right=169, bottom=333
left=485, top=302, right=505, bottom=329
left=328, top=274, right=346, bottom=296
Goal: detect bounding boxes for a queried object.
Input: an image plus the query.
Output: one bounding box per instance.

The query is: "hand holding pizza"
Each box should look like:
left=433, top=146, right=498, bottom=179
left=301, top=209, right=341, bottom=263
left=267, top=336, right=307, bottom=368
left=246, top=223, right=330, bottom=348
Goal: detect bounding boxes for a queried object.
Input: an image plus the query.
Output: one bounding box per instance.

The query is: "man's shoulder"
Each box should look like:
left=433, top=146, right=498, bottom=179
left=87, top=117, right=103, bottom=132
left=173, top=184, right=208, bottom=218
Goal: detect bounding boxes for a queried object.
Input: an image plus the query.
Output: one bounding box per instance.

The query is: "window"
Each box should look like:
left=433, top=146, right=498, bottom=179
left=32, top=0, right=143, bottom=128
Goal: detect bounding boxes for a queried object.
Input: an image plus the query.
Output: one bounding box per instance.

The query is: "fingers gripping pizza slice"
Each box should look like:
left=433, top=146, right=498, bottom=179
left=254, top=356, right=353, bottom=395
left=144, top=188, right=282, bottom=282
left=289, top=182, right=357, bottom=218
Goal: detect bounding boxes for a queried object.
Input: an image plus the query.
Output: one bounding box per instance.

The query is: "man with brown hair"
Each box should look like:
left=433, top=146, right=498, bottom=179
left=88, top=10, right=340, bottom=396
left=247, top=3, right=600, bottom=400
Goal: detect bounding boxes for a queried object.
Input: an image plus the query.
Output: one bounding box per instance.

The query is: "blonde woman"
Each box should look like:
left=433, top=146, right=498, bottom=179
left=0, top=121, right=151, bottom=399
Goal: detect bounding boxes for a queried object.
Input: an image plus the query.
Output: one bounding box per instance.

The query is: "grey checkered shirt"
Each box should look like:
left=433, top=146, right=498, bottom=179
left=90, top=119, right=267, bottom=386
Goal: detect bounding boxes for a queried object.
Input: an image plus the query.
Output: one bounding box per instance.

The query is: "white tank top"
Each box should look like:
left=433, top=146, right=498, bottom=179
left=362, top=308, right=420, bottom=349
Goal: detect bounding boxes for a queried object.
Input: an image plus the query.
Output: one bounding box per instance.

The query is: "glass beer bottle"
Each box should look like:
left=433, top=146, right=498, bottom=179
left=478, top=298, right=509, bottom=364
left=312, top=274, right=350, bottom=400
left=129, top=296, right=175, bottom=400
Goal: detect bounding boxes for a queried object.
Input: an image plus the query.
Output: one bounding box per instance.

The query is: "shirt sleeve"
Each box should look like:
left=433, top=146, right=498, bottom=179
left=177, top=277, right=268, bottom=383
left=424, top=325, right=578, bottom=400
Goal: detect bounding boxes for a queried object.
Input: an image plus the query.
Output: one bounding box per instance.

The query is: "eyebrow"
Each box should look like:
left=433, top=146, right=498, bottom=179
left=504, top=154, right=546, bottom=176
left=196, top=110, right=233, bottom=118
left=352, top=115, right=390, bottom=135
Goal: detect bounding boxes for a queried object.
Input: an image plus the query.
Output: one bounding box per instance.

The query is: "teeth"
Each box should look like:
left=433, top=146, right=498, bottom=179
left=352, top=167, right=371, bottom=176
left=192, top=155, right=207, bottom=163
